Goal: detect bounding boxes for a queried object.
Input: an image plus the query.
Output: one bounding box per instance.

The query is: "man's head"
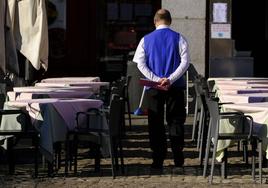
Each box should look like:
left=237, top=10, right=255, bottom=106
left=154, top=9, right=172, bottom=27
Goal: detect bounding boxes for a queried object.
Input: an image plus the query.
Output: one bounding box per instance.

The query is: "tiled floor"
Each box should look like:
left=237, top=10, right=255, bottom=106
left=0, top=115, right=267, bottom=187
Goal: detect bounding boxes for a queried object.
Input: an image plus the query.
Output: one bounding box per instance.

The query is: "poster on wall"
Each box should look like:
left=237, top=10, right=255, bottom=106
left=213, top=3, right=227, bottom=23
left=211, top=24, right=231, bottom=39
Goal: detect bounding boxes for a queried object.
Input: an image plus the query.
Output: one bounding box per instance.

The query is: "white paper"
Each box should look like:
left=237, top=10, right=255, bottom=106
left=213, top=3, right=227, bottom=23
left=211, top=24, right=231, bottom=39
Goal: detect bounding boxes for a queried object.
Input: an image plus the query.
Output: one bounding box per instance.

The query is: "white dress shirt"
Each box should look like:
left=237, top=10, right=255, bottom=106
left=133, top=25, right=190, bottom=85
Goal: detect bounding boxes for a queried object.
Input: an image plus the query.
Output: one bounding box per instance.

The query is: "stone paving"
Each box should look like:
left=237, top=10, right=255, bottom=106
left=0, top=115, right=268, bottom=187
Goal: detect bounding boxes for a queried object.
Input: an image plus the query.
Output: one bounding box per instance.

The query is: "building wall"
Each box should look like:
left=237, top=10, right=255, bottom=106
left=162, top=0, right=206, bottom=75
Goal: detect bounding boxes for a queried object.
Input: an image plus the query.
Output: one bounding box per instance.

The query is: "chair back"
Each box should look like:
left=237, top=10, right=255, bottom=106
left=98, top=85, right=111, bottom=108
left=111, top=76, right=131, bottom=99
left=207, top=80, right=215, bottom=92
left=108, top=94, right=125, bottom=137
left=206, top=98, right=220, bottom=139
left=206, top=98, right=253, bottom=140
left=76, top=108, right=107, bottom=133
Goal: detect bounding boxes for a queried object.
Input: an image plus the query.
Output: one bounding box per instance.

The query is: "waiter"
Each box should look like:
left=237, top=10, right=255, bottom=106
left=133, top=9, right=190, bottom=169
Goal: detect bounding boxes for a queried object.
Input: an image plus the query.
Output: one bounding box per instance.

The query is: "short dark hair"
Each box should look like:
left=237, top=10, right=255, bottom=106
left=154, top=9, right=172, bottom=24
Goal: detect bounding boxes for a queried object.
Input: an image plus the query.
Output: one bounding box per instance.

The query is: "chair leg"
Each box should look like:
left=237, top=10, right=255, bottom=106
left=113, top=141, right=119, bottom=171
left=33, top=135, right=39, bottom=178
left=73, top=135, right=78, bottom=174
left=251, top=139, right=256, bottom=180
left=237, top=140, right=240, bottom=152
left=7, top=137, right=15, bottom=175
left=65, top=134, right=70, bottom=175
left=209, top=137, right=219, bottom=184
left=197, top=106, right=204, bottom=150
left=243, top=140, right=248, bottom=165
left=192, top=98, right=199, bottom=141
left=55, top=142, right=62, bottom=170
left=118, top=139, right=124, bottom=174
left=198, top=116, right=204, bottom=162
left=126, top=98, right=132, bottom=130
left=69, top=140, right=74, bottom=171
left=203, top=120, right=212, bottom=177
left=93, top=144, right=101, bottom=172
left=47, top=160, right=54, bottom=177
left=199, top=113, right=208, bottom=166
left=258, top=140, right=262, bottom=184
left=221, top=149, right=227, bottom=179
left=109, top=137, right=116, bottom=178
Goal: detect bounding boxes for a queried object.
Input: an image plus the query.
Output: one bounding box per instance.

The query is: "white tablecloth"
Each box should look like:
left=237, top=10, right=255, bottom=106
left=218, top=93, right=268, bottom=104
left=41, top=77, right=100, bottom=83
left=216, top=102, right=268, bottom=161
left=7, top=90, right=93, bottom=101
left=35, top=82, right=109, bottom=93
left=13, top=86, right=93, bottom=93
left=0, top=98, right=108, bottom=162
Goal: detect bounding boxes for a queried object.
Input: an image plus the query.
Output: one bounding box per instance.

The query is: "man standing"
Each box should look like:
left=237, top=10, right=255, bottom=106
left=133, top=9, right=190, bottom=169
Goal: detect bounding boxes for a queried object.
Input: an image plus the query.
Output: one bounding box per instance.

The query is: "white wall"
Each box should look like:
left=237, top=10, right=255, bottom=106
left=162, top=0, right=206, bottom=75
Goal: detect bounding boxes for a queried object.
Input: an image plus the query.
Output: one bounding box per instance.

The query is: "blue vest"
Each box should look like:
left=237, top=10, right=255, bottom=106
left=144, top=28, right=185, bottom=88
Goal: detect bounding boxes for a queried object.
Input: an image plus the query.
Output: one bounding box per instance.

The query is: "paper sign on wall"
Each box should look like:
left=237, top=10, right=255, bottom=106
left=213, top=3, right=227, bottom=23
left=211, top=24, right=231, bottom=39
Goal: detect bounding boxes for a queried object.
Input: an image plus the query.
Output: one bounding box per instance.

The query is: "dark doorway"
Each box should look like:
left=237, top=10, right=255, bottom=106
left=232, top=0, right=268, bottom=77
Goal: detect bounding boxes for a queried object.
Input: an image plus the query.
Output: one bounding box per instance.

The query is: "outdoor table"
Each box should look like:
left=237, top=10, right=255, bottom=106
left=208, top=77, right=268, bottom=82
left=41, top=77, right=100, bottom=83
left=7, top=90, right=93, bottom=101
left=216, top=88, right=268, bottom=95
left=0, top=98, right=109, bottom=162
left=35, top=82, right=110, bottom=93
left=215, top=80, right=268, bottom=85
left=13, top=86, right=93, bottom=93
left=214, top=84, right=268, bottom=91
left=217, top=93, right=268, bottom=104
left=215, top=102, right=268, bottom=161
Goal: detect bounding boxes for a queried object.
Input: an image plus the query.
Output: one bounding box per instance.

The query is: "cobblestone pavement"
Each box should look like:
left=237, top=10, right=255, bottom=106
left=0, top=116, right=268, bottom=187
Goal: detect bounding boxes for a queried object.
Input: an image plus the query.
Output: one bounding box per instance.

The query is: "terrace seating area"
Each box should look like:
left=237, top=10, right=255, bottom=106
left=1, top=75, right=268, bottom=187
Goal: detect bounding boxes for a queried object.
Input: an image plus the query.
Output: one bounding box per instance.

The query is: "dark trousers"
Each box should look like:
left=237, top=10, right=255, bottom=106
left=147, top=86, right=186, bottom=165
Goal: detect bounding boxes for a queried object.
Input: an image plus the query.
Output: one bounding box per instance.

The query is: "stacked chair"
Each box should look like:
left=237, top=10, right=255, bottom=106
left=111, top=76, right=132, bottom=130
left=192, top=76, right=211, bottom=166
left=191, top=75, right=203, bottom=142
left=193, top=76, right=263, bottom=184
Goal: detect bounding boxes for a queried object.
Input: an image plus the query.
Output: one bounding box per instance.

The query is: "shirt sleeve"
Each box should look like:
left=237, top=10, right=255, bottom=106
left=132, top=38, right=161, bottom=82
left=168, top=34, right=190, bottom=85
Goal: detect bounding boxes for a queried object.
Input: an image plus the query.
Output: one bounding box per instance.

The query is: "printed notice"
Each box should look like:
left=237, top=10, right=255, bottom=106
left=211, top=24, right=231, bottom=39
left=213, top=3, right=227, bottom=23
